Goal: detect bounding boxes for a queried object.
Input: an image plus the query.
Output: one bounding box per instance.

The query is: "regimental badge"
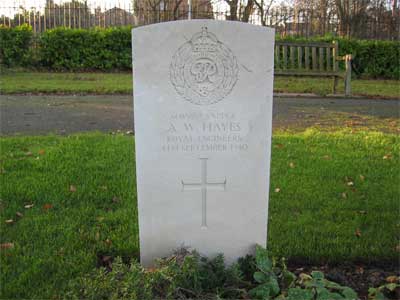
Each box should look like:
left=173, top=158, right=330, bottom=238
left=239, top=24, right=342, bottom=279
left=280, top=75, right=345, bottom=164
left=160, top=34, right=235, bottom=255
left=170, top=27, right=239, bottom=106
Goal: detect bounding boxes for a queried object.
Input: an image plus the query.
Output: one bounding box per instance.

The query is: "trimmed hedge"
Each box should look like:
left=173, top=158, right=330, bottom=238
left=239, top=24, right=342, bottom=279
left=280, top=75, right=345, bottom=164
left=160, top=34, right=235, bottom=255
left=1, top=26, right=399, bottom=79
left=39, top=26, right=132, bottom=70
left=0, top=24, right=33, bottom=67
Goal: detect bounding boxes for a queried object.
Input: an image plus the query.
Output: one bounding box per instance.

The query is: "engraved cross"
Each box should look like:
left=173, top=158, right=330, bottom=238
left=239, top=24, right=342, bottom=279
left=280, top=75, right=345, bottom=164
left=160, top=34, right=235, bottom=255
left=181, top=157, right=227, bottom=229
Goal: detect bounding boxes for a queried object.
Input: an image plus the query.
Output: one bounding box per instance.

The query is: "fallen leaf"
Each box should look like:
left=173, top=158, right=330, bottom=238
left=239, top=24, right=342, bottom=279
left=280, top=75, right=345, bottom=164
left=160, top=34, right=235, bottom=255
left=146, top=267, right=157, bottom=273
left=355, top=266, right=364, bottom=274
left=112, top=196, right=120, bottom=203
left=69, top=185, right=77, bottom=192
left=5, top=219, right=14, bottom=224
left=275, top=143, right=284, bottom=149
left=359, top=175, right=365, bottom=181
left=274, top=188, right=281, bottom=193
left=355, top=228, right=362, bottom=237
left=383, top=154, right=392, bottom=160
left=341, top=192, right=347, bottom=199
left=289, top=162, right=295, bottom=168
left=25, top=151, right=33, bottom=156
left=24, top=204, right=34, bottom=209
left=386, top=276, right=398, bottom=283
left=0, top=243, right=14, bottom=249
left=43, top=203, right=53, bottom=211
left=38, top=149, right=45, bottom=155
left=104, top=239, right=112, bottom=246
left=16, top=211, right=23, bottom=218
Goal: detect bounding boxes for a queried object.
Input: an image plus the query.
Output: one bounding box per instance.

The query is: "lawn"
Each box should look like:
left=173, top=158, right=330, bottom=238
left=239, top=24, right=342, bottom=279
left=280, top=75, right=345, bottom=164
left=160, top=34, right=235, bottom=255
left=1, top=70, right=399, bottom=98
left=0, top=130, right=399, bottom=298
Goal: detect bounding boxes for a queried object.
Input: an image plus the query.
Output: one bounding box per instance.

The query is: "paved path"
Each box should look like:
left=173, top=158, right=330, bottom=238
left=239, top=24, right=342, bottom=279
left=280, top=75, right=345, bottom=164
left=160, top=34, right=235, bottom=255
left=1, top=94, right=399, bottom=135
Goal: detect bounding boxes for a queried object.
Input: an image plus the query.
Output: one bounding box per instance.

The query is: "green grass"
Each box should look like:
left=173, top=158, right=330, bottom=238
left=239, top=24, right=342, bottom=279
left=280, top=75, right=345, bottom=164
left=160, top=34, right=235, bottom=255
left=0, top=71, right=132, bottom=94
left=1, top=70, right=399, bottom=98
left=0, top=130, right=399, bottom=298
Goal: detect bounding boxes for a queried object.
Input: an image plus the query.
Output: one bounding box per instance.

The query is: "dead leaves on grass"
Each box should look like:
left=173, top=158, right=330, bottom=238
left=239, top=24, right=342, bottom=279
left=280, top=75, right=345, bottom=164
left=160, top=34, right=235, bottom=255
left=0, top=243, right=14, bottom=249
left=42, top=203, right=53, bottom=211
left=347, top=181, right=354, bottom=187
left=383, top=153, right=392, bottom=160
left=69, top=185, right=77, bottom=192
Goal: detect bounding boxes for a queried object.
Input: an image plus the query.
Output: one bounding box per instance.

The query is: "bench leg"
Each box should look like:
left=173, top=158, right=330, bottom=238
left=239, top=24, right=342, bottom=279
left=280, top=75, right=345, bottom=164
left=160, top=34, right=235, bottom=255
left=332, top=76, right=338, bottom=94
left=344, top=54, right=352, bottom=97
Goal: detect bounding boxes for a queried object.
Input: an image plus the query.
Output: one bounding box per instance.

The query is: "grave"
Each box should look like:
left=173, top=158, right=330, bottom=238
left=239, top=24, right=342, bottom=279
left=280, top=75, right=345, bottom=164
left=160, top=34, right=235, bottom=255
left=133, top=20, right=275, bottom=266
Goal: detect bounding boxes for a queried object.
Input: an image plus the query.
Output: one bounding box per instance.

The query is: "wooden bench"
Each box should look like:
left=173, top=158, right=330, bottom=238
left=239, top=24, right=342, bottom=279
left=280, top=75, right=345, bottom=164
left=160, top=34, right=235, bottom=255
left=274, top=41, right=352, bottom=96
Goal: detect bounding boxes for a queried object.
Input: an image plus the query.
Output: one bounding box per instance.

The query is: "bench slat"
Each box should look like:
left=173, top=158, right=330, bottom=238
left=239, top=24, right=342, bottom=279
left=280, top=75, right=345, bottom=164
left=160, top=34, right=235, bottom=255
left=283, top=45, right=287, bottom=70
left=276, top=41, right=333, bottom=48
left=326, top=47, right=331, bottom=71
left=290, top=46, right=295, bottom=69
left=275, top=70, right=343, bottom=77
left=305, top=47, right=309, bottom=70
left=312, top=47, right=317, bottom=70
left=297, top=46, right=302, bottom=69
left=319, top=47, right=324, bottom=71
left=276, top=45, right=280, bottom=68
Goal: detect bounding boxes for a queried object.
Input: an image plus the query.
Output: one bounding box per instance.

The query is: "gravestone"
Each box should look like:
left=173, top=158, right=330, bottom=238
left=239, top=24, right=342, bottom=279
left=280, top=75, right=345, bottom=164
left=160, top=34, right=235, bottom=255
left=133, top=20, right=274, bottom=266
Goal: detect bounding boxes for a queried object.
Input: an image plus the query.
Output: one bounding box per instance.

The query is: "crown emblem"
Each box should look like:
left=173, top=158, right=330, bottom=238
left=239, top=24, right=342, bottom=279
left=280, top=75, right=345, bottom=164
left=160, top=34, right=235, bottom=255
left=191, top=27, right=218, bottom=52
left=170, top=27, right=238, bottom=106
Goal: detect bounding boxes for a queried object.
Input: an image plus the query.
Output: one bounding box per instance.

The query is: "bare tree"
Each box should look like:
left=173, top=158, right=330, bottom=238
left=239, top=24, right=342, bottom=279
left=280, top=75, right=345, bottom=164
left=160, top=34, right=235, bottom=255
left=224, top=0, right=255, bottom=22
left=253, top=0, right=275, bottom=26
left=334, top=0, right=369, bottom=37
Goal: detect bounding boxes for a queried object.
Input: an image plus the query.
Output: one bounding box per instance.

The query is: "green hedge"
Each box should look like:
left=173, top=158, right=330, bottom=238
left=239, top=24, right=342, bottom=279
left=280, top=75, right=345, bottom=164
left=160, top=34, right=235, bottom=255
left=0, top=24, right=33, bottom=67
left=1, top=26, right=399, bottom=79
left=39, top=26, right=132, bottom=70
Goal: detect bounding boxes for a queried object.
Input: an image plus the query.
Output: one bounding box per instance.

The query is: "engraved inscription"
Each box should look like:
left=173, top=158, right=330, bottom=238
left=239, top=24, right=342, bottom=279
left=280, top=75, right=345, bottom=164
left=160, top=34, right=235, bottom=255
left=161, top=111, right=249, bottom=153
left=170, top=27, right=239, bottom=105
left=181, top=158, right=226, bottom=229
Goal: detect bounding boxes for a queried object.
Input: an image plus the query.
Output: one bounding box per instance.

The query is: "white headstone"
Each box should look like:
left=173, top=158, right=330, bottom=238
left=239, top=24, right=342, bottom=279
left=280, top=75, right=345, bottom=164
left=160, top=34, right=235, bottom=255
left=133, top=20, right=274, bottom=266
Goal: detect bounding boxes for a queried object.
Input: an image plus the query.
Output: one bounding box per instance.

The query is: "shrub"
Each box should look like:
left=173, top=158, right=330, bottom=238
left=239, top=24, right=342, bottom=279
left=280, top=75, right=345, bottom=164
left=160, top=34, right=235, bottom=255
left=39, top=26, right=132, bottom=70
left=65, top=246, right=359, bottom=300
left=0, top=24, right=33, bottom=67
